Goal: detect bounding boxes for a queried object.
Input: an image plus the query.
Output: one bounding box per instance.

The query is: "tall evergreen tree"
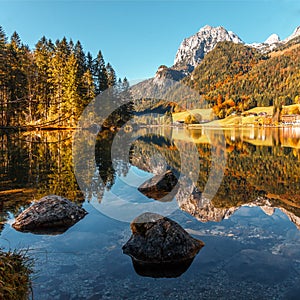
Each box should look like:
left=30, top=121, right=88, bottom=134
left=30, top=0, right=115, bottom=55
left=106, top=63, right=116, bottom=88
left=6, top=31, right=27, bottom=125
left=93, top=50, right=108, bottom=94
left=74, top=40, right=90, bottom=105
left=86, top=52, right=93, bottom=72
left=64, top=52, right=80, bottom=125
left=0, top=26, right=8, bottom=126
left=0, top=26, right=6, bottom=45
left=10, top=31, right=21, bottom=49
left=20, top=45, right=39, bottom=124
left=48, top=37, right=73, bottom=124
left=79, top=69, right=95, bottom=110
left=34, top=36, right=52, bottom=122
left=69, top=39, right=74, bottom=52
left=74, top=41, right=86, bottom=76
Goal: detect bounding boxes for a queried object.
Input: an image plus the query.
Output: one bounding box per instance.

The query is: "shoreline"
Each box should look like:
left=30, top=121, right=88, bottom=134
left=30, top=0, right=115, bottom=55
left=188, top=123, right=300, bottom=129
left=1, top=123, right=300, bottom=132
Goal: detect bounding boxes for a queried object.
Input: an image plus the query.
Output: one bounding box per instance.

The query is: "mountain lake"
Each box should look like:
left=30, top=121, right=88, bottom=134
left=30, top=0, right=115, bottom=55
left=1, top=126, right=300, bottom=299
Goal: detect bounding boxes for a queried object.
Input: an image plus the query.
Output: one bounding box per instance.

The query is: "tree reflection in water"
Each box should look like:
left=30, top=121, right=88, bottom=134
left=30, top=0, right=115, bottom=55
left=1, top=127, right=300, bottom=233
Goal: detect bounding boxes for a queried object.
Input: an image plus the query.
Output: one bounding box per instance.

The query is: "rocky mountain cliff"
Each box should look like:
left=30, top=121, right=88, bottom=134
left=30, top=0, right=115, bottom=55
left=131, top=24, right=300, bottom=105
left=131, top=25, right=245, bottom=99
left=174, top=24, right=300, bottom=68
left=164, top=24, right=299, bottom=74
left=174, top=25, right=243, bottom=69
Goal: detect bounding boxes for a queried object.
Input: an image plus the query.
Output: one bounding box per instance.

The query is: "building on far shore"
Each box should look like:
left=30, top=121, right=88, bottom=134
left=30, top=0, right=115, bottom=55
left=281, top=114, right=300, bottom=125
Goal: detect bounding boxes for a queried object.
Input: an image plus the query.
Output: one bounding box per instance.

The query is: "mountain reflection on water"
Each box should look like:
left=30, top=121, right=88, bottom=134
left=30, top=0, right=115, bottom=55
left=129, top=126, right=300, bottom=229
left=1, top=127, right=300, bottom=299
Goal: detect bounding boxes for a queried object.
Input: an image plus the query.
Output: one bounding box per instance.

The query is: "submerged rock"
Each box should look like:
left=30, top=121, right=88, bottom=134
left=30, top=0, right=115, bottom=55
left=138, top=170, right=178, bottom=201
left=12, top=195, right=87, bottom=234
left=122, top=212, right=204, bottom=277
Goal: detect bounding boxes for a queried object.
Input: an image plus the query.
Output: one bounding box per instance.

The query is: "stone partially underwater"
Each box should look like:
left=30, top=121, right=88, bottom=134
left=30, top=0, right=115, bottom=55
left=12, top=195, right=87, bottom=234
left=122, top=212, right=204, bottom=278
left=137, top=170, right=178, bottom=202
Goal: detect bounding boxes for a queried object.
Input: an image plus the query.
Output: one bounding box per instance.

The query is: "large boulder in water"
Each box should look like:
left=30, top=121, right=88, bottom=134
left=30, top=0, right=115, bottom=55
left=138, top=170, right=178, bottom=202
left=122, top=212, right=204, bottom=277
left=12, top=195, right=87, bottom=234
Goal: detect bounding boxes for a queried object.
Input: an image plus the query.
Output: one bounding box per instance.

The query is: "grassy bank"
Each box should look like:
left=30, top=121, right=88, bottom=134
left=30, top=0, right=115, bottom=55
left=0, top=250, right=33, bottom=300
left=173, top=104, right=300, bottom=127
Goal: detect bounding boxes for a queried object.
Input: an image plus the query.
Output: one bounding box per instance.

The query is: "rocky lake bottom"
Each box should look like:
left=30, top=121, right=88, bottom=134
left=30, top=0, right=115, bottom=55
left=1, top=202, right=300, bottom=300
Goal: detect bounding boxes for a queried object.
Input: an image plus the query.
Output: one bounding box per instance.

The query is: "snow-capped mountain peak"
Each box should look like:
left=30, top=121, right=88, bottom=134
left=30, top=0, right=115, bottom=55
left=199, top=24, right=213, bottom=31
left=264, top=33, right=280, bottom=45
left=174, top=25, right=300, bottom=70
left=284, top=26, right=300, bottom=42
left=174, top=25, right=244, bottom=68
left=250, top=26, right=300, bottom=51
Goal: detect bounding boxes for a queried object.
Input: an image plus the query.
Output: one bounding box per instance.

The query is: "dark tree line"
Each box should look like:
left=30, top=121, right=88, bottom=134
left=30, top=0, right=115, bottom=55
left=0, top=25, right=129, bottom=127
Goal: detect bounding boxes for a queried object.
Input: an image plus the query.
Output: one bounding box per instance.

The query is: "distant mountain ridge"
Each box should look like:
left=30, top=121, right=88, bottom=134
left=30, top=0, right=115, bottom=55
left=131, top=24, right=300, bottom=114
left=175, top=24, right=300, bottom=69
left=248, top=26, right=300, bottom=52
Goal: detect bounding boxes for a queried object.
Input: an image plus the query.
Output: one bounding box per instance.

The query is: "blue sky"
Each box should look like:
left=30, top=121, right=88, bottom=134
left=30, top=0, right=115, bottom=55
left=0, top=0, right=299, bottom=80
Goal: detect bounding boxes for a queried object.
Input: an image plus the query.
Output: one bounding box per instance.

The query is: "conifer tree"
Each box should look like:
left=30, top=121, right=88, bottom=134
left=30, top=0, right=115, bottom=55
left=69, top=39, right=74, bottom=52
left=21, top=45, right=39, bottom=124
left=106, top=63, right=117, bottom=88
left=48, top=37, right=74, bottom=124
left=74, top=40, right=92, bottom=108
left=0, top=26, right=8, bottom=126
left=64, top=52, right=80, bottom=125
left=0, top=26, right=6, bottom=45
left=86, top=52, right=93, bottom=72
left=6, top=31, right=27, bottom=125
left=93, top=50, right=108, bottom=94
left=34, top=36, right=52, bottom=122
left=74, top=41, right=86, bottom=76
left=10, top=31, right=21, bottom=49
left=81, top=69, right=95, bottom=104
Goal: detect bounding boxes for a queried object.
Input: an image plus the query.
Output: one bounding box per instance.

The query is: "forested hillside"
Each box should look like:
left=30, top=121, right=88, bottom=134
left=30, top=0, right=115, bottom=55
left=184, top=39, right=300, bottom=118
left=2, top=24, right=299, bottom=126
left=0, top=25, right=128, bottom=128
